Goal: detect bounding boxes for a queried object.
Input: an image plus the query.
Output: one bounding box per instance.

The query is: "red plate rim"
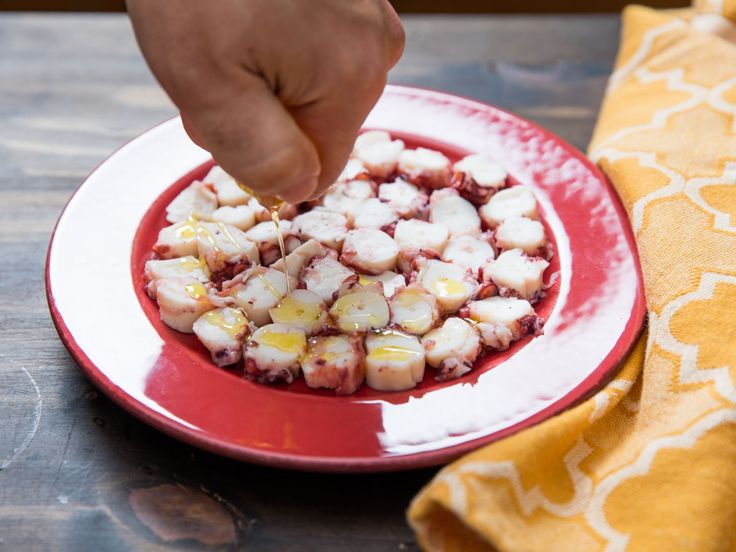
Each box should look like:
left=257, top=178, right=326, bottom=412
left=46, top=85, right=646, bottom=472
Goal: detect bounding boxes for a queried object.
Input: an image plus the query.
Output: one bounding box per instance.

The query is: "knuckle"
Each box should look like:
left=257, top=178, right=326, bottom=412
left=385, top=15, right=406, bottom=59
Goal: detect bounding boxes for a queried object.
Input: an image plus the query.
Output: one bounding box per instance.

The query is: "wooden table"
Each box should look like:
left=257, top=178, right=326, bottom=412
left=0, top=13, right=620, bottom=551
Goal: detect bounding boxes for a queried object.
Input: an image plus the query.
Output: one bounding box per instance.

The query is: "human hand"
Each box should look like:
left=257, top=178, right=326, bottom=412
left=126, top=0, right=404, bottom=203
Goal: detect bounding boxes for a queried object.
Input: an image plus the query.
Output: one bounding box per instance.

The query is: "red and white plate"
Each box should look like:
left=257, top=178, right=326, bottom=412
left=47, top=85, right=645, bottom=472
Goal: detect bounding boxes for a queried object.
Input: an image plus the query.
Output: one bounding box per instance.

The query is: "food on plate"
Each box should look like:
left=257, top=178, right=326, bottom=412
left=210, top=204, right=257, bottom=231
left=244, top=219, right=300, bottom=265
left=144, top=256, right=209, bottom=297
left=389, top=283, right=440, bottom=335
left=301, top=250, right=356, bottom=304
left=416, top=258, right=478, bottom=313
left=340, top=228, right=399, bottom=274
left=292, top=209, right=348, bottom=250
left=330, top=285, right=390, bottom=333
left=155, top=277, right=215, bottom=333
left=244, top=323, right=306, bottom=384
left=393, top=218, right=451, bottom=276
left=479, top=185, right=538, bottom=228
left=352, top=130, right=405, bottom=178
left=144, top=133, right=553, bottom=394
left=269, top=239, right=327, bottom=278
left=481, top=248, right=549, bottom=302
left=358, top=271, right=405, bottom=298
left=227, top=267, right=296, bottom=326
left=153, top=217, right=199, bottom=259
left=269, top=289, right=328, bottom=336
left=364, top=329, right=425, bottom=391
left=453, top=153, right=508, bottom=204
left=429, top=188, right=482, bottom=237
left=321, top=179, right=376, bottom=216
left=441, top=233, right=495, bottom=275
left=465, top=296, right=543, bottom=350
left=349, top=197, right=399, bottom=230
left=377, top=178, right=427, bottom=218
left=398, top=147, right=451, bottom=189
left=421, top=317, right=482, bottom=381
left=203, top=165, right=251, bottom=206
left=165, top=181, right=217, bottom=223
left=195, top=221, right=260, bottom=282
left=302, top=335, right=365, bottom=394
left=493, top=216, right=547, bottom=256
left=193, top=306, right=250, bottom=366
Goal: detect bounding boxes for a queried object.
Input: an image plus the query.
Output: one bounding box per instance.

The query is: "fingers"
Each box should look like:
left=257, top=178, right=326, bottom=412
left=288, top=71, right=387, bottom=200
left=127, top=0, right=320, bottom=203
left=181, top=74, right=321, bottom=204
left=284, top=4, right=404, bottom=199
left=126, top=0, right=406, bottom=204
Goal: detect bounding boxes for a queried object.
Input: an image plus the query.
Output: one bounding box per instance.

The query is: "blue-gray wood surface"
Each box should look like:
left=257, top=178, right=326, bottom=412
left=0, top=13, right=620, bottom=551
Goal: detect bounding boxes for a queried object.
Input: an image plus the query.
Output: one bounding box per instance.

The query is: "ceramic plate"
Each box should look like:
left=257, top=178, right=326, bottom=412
left=47, top=85, right=645, bottom=472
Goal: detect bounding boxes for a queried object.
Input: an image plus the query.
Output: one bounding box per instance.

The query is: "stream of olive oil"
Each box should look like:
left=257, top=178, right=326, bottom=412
left=236, top=182, right=290, bottom=295
left=270, top=209, right=291, bottom=296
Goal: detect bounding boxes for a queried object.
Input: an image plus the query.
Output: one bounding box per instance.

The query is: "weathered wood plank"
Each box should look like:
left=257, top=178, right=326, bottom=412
left=0, top=13, right=620, bottom=550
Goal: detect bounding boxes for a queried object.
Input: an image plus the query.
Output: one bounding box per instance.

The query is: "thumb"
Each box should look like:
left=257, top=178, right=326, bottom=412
left=181, top=75, right=321, bottom=204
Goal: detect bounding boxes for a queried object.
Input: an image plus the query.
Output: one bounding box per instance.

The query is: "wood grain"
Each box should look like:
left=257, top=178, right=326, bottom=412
left=0, top=13, right=619, bottom=551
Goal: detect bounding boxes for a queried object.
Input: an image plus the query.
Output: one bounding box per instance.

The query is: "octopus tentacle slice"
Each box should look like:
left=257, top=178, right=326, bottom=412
left=466, top=296, right=543, bottom=350
left=329, top=285, right=390, bottom=334
left=358, top=271, right=406, bottom=298
left=364, top=329, right=425, bottom=391
left=349, top=197, right=399, bottom=230
left=421, top=317, right=481, bottom=381
left=269, top=289, right=328, bottom=336
left=165, top=181, right=218, bottom=223
left=493, top=216, right=547, bottom=256
left=300, top=250, right=356, bottom=305
left=269, top=239, right=327, bottom=279
left=340, top=228, right=399, bottom=275
left=302, top=335, right=365, bottom=395
left=144, top=256, right=210, bottom=298
left=452, top=153, right=508, bottom=204
left=211, top=204, right=257, bottom=231
left=389, top=283, right=440, bottom=335
left=292, top=209, right=348, bottom=250
left=337, top=158, right=369, bottom=183
left=320, top=179, right=376, bottom=217
left=378, top=178, right=428, bottom=219
left=202, top=165, right=251, bottom=207
left=479, top=185, right=538, bottom=228
left=153, top=217, right=200, bottom=259
left=244, top=219, right=300, bottom=266
left=393, top=219, right=450, bottom=275
left=441, top=233, right=495, bottom=276
left=243, top=323, right=307, bottom=384
left=415, top=258, right=478, bottom=314
left=195, top=221, right=260, bottom=282
left=398, top=147, right=451, bottom=189
left=352, top=130, right=405, bottom=179
left=227, top=267, right=296, bottom=326
left=481, top=249, right=549, bottom=302
left=155, top=277, right=216, bottom=333
left=429, top=188, right=481, bottom=237
left=193, top=306, right=251, bottom=366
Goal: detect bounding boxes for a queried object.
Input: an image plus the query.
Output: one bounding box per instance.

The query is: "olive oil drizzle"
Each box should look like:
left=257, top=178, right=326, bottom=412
left=271, top=209, right=291, bottom=296
left=236, top=181, right=291, bottom=296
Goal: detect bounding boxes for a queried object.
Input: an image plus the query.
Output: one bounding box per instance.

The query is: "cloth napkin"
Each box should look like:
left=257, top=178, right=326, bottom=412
left=408, top=2, right=736, bottom=550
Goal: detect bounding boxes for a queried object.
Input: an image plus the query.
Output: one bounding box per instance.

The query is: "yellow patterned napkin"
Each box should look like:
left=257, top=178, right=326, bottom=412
left=409, top=3, right=736, bottom=550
